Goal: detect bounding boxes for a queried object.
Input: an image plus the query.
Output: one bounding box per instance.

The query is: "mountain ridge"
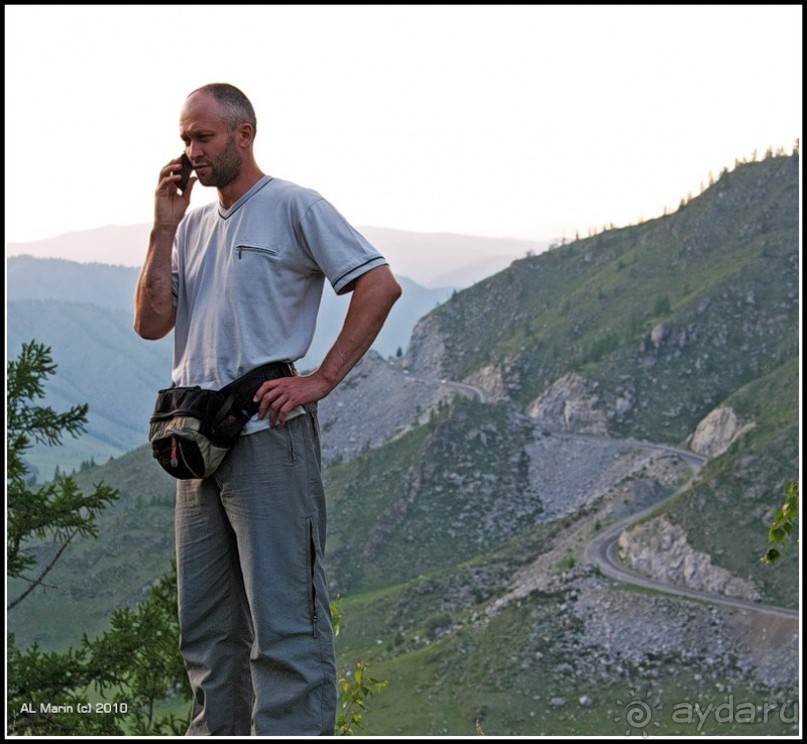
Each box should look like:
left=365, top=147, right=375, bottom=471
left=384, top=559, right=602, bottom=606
left=7, top=223, right=547, bottom=289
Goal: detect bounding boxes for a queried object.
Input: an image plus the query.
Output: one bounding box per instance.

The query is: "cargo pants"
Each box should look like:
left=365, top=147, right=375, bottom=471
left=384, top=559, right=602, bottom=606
left=174, top=404, right=337, bottom=736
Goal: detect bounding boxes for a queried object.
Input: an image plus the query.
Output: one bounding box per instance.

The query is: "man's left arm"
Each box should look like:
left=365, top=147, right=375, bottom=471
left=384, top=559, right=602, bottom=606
left=254, top=265, right=402, bottom=425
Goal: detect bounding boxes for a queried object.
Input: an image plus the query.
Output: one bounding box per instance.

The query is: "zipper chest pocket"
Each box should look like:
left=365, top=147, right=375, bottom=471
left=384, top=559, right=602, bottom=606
left=235, top=243, right=278, bottom=260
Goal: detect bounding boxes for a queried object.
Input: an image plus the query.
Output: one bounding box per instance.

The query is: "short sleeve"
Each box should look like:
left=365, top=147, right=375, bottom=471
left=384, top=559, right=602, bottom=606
left=299, top=199, right=388, bottom=295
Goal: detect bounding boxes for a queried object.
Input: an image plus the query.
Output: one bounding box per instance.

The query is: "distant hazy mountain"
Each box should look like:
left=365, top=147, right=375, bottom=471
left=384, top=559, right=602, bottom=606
left=358, top=226, right=546, bottom=287
left=7, top=223, right=549, bottom=289
left=6, top=255, right=451, bottom=362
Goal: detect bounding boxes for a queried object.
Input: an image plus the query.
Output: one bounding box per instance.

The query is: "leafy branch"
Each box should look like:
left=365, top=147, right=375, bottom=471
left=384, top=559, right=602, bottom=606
left=761, top=480, right=799, bottom=564
left=331, top=598, right=388, bottom=735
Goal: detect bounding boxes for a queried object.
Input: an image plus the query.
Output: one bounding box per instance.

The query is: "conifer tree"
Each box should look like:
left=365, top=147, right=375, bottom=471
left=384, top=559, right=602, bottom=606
left=7, top=341, right=190, bottom=735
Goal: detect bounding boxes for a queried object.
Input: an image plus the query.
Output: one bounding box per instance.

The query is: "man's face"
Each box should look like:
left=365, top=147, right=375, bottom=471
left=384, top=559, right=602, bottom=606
left=179, top=93, right=244, bottom=189
left=196, top=132, right=242, bottom=189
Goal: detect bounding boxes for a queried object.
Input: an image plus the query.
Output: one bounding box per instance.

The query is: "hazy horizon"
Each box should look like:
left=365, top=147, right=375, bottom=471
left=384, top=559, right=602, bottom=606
left=6, top=222, right=543, bottom=291
left=5, top=5, right=801, bottom=248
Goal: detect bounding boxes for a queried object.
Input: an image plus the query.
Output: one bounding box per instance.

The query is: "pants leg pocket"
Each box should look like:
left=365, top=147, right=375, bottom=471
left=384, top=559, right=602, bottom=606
left=306, top=518, right=321, bottom=639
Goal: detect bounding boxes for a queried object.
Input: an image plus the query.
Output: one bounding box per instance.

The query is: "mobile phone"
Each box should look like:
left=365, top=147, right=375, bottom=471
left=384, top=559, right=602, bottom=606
left=177, top=153, right=194, bottom=192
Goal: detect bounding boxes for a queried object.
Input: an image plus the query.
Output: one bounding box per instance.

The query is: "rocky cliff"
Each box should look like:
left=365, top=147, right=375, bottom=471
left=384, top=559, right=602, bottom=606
left=686, top=404, right=754, bottom=457
left=617, top=514, right=761, bottom=600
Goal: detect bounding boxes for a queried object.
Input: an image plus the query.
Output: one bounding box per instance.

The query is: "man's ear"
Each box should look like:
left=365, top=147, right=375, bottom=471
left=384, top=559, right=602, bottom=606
left=238, top=122, right=255, bottom=148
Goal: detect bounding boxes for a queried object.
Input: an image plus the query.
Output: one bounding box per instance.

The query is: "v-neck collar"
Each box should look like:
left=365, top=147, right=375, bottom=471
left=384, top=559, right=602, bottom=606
left=218, top=175, right=274, bottom=220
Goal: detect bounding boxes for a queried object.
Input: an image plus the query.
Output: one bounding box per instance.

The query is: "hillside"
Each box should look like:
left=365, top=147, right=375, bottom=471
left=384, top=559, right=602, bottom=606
left=6, top=300, right=173, bottom=480
left=7, top=153, right=800, bottom=736
left=397, top=152, right=800, bottom=607
left=404, top=155, right=798, bottom=445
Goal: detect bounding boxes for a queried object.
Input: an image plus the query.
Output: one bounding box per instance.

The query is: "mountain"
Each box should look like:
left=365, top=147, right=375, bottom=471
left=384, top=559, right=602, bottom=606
left=7, top=153, right=800, bottom=736
left=5, top=223, right=153, bottom=269
left=6, top=299, right=173, bottom=480
left=402, top=154, right=799, bottom=446
left=6, top=223, right=547, bottom=289
left=358, top=226, right=545, bottom=288
left=6, top=258, right=453, bottom=477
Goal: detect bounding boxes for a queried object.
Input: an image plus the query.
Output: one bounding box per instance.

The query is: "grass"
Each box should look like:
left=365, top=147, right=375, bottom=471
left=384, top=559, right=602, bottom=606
left=340, top=584, right=799, bottom=736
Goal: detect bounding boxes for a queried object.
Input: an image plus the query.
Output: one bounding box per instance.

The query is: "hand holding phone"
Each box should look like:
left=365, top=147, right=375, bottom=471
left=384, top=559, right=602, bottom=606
left=177, top=153, right=194, bottom=192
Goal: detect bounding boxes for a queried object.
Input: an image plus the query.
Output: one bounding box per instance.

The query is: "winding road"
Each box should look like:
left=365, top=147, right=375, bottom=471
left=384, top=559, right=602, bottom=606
left=398, top=367, right=487, bottom=403
left=585, top=496, right=800, bottom=620
left=391, top=361, right=799, bottom=620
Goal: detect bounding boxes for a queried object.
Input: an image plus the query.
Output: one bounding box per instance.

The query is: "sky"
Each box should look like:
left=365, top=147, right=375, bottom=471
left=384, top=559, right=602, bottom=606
left=4, top=4, right=803, bottom=248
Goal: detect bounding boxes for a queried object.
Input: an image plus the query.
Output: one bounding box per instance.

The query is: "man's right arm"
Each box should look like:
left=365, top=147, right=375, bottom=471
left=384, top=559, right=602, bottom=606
left=133, top=226, right=178, bottom=339
left=133, top=158, right=195, bottom=340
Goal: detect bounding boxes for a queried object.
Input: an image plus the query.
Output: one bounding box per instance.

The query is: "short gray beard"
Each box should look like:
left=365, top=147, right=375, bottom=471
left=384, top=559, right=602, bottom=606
left=205, top=134, right=243, bottom=188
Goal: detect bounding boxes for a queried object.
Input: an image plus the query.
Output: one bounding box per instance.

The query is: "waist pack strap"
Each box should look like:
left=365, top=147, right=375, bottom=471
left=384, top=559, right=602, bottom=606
left=219, top=361, right=298, bottom=420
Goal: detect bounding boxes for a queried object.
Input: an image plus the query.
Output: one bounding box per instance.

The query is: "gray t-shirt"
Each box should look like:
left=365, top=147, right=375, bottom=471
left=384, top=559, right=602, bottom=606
left=171, top=175, right=387, bottom=432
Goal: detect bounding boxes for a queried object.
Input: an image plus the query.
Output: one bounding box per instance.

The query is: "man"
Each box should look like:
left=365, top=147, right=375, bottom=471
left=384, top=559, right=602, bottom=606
left=133, top=83, right=401, bottom=736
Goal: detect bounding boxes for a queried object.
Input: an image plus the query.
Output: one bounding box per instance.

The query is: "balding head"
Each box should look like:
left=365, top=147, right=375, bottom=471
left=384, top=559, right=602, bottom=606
left=185, top=83, right=257, bottom=136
